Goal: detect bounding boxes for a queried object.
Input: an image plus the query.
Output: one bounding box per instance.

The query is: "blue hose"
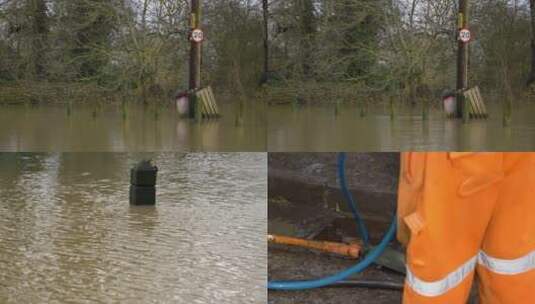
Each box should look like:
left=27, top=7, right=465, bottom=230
left=337, top=152, right=370, bottom=247
left=268, top=153, right=397, bottom=290
left=268, top=218, right=397, bottom=290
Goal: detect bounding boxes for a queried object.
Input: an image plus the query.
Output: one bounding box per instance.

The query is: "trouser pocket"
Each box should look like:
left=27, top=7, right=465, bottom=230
left=448, top=152, right=503, bottom=197
left=398, top=152, right=427, bottom=246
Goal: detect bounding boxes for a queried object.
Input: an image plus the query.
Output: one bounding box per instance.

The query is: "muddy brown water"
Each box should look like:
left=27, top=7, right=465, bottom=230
left=268, top=102, right=535, bottom=151
left=0, top=102, right=266, bottom=152
left=0, top=153, right=267, bottom=303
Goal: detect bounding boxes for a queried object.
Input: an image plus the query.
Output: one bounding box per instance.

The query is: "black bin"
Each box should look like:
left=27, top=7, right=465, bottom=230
left=130, top=160, right=158, bottom=205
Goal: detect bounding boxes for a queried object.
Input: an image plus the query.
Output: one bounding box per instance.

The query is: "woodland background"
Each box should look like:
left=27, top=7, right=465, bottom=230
left=0, top=0, right=533, bottom=104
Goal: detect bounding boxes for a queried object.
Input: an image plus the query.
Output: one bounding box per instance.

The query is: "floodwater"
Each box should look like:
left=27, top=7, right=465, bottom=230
left=0, top=102, right=266, bottom=152
left=268, top=102, right=535, bottom=151
left=0, top=153, right=267, bottom=303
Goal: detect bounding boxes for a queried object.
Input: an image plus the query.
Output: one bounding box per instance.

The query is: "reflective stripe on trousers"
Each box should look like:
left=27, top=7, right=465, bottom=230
left=406, top=250, right=535, bottom=297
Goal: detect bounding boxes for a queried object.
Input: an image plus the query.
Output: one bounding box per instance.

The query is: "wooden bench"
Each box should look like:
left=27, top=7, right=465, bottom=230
left=194, top=86, right=220, bottom=119
left=463, top=86, right=488, bottom=119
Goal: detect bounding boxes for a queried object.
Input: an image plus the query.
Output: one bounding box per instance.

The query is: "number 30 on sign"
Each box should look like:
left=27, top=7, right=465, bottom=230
left=191, top=29, right=204, bottom=43
left=459, top=28, right=471, bottom=43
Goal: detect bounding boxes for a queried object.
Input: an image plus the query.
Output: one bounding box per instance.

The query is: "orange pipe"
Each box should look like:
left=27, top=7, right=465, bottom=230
left=268, top=234, right=361, bottom=259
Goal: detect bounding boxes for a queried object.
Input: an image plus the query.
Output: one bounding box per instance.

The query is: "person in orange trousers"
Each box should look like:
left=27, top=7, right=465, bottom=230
left=398, top=152, right=535, bottom=304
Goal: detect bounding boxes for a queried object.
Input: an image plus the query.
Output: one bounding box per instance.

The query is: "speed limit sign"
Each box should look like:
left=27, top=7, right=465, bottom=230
left=191, top=29, right=204, bottom=43
left=459, top=28, right=471, bottom=43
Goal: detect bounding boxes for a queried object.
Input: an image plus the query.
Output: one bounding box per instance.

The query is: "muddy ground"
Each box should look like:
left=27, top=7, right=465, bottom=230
left=268, top=245, right=403, bottom=304
left=268, top=153, right=404, bottom=303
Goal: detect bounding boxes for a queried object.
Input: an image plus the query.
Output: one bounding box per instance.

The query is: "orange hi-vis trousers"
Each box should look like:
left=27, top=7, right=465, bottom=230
left=398, top=153, right=535, bottom=304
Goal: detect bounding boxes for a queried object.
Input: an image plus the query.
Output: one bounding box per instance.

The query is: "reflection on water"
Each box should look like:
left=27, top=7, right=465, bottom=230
left=0, top=153, right=267, bottom=303
left=0, top=102, right=266, bottom=152
left=268, top=102, right=535, bottom=151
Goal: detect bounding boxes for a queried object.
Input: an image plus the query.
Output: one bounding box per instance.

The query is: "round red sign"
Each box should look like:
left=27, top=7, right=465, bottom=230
left=459, top=28, right=471, bottom=43
left=191, top=29, right=204, bottom=43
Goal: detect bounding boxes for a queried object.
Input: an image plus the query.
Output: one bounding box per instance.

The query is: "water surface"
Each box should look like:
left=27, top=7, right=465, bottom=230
left=0, top=153, right=267, bottom=303
left=268, top=102, right=535, bottom=151
left=0, top=102, right=266, bottom=152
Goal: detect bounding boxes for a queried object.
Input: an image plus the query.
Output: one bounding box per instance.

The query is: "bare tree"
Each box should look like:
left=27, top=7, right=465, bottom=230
left=262, top=0, right=269, bottom=79
left=528, top=0, right=535, bottom=86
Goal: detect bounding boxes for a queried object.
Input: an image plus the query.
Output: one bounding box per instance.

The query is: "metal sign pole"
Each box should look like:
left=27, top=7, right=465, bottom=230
left=188, top=0, right=202, bottom=118
left=189, top=0, right=202, bottom=91
left=456, top=0, right=469, bottom=119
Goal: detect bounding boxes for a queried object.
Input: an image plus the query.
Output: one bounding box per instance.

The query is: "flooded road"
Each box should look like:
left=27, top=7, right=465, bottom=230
left=268, top=102, right=535, bottom=151
left=0, top=153, right=267, bottom=303
left=0, top=102, right=266, bottom=152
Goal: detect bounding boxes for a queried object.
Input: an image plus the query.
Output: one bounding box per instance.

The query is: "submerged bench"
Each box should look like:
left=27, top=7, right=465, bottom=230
left=194, top=86, right=220, bottom=119
left=463, top=86, right=488, bottom=119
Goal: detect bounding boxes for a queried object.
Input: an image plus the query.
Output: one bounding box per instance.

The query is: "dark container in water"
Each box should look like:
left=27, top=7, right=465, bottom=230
left=130, top=160, right=158, bottom=186
left=130, top=160, right=158, bottom=205
left=130, top=186, right=156, bottom=205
